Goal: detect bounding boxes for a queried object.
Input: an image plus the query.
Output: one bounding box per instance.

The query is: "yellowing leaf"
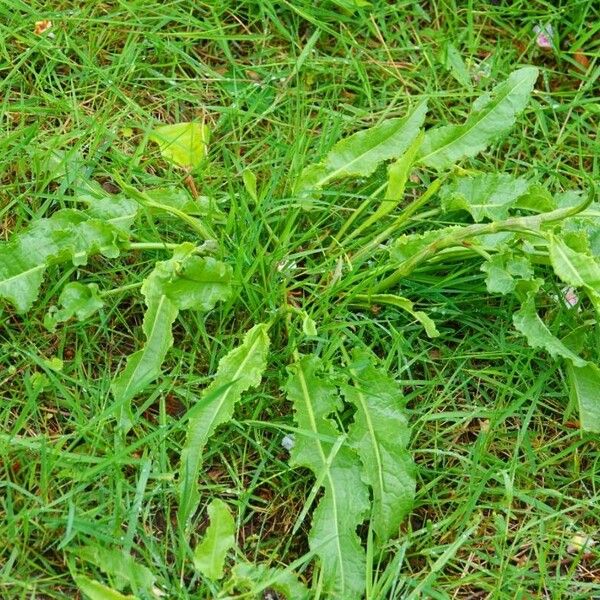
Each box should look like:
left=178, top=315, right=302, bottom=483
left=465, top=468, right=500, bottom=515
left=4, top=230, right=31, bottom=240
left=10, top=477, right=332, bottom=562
left=149, top=122, right=209, bottom=169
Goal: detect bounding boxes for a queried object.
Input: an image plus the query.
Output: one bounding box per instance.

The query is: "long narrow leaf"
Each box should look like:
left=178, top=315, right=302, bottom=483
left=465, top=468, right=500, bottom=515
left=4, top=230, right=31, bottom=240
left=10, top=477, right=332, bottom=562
left=296, top=102, right=427, bottom=206
left=285, top=355, right=369, bottom=600
left=418, top=67, right=538, bottom=170
left=112, top=243, right=232, bottom=428
left=345, top=350, right=416, bottom=542
left=179, top=323, right=270, bottom=525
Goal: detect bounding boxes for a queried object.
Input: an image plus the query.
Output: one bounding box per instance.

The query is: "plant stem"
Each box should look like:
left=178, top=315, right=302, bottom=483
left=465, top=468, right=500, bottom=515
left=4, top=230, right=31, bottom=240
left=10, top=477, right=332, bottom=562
left=371, top=188, right=595, bottom=294
left=351, top=177, right=443, bottom=262
left=100, top=281, right=143, bottom=297
left=128, top=242, right=181, bottom=251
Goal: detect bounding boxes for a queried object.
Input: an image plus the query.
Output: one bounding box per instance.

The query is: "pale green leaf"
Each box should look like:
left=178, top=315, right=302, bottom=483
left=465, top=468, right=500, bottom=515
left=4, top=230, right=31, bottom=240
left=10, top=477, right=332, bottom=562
left=231, top=562, right=310, bottom=600
left=242, top=169, right=258, bottom=202
left=0, top=210, right=124, bottom=313
left=514, top=183, right=556, bottom=213
left=351, top=132, right=424, bottom=239
left=76, top=546, right=156, bottom=596
left=74, top=575, right=136, bottom=600
left=149, top=122, right=209, bottom=169
left=441, top=42, right=472, bottom=88
left=44, top=282, right=104, bottom=331
left=179, top=323, right=270, bottom=525
left=296, top=102, right=427, bottom=205
left=285, top=355, right=369, bottom=600
left=418, top=67, right=538, bottom=170
left=354, top=294, right=439, bottom=338
left=512, top=296, right=586, bottom=367
left=440, top=173, right=530, bottom=222
left=84, top=196, right=139, bottom=233
left=193, top=499, right=235, bottom=580
left=548, top=234, right=600, bottom=306
left=481, top=253, right=534, bottom=295
left=568, top=363, right=600, bottom=433
left=345, top=351, right=416, bottom=542
left=112, top=244, right=232, bottom=427
left=111, top=295, right=178, bottom=426
left=144, top=187, right=224, bottom=220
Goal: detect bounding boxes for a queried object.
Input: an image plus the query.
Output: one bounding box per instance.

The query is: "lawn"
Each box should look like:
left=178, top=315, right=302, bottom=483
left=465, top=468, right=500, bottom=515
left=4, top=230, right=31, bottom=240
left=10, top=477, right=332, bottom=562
left=1, top=1, right=599, bottom=598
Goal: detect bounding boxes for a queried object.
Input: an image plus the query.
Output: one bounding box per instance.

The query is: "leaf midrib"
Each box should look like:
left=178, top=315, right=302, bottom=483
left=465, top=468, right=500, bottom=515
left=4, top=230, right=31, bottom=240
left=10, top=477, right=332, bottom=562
left=418, top=74, right=531, bottom=165
left=295, top=361, right=345, bottom=591
left=350, top=368, right=385, bottom=522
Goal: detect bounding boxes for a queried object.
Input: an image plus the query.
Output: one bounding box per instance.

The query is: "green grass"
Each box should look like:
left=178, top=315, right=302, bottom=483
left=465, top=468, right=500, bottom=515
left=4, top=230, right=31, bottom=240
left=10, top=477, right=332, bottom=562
left=1, top=0, right=599, bottom=598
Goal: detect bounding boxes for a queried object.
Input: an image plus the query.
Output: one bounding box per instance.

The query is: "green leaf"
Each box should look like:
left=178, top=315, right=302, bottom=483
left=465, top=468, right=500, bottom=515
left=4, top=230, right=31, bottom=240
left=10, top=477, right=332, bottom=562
left=296, top=102, right=427, bottom=205
left=418, top=67, right=538, bottom=170
left=179, top=323, right=270, bottom=525
left=73, top=575, right=136, bottom=600
left=440, top=173, right=530, bottom=222
left=112, top=244, right=232, bottom=427
left=512, top=296, right=586, bottom=367
left=568, top=363, right=600, bottom=433
left=441, top=42, right=472, bottom=88
left=514, top=183, right=556, bottom=213
left=481, top=253, right=534, bottom=295
left=0, top=210, right=124, bottom=313
left=84, top=196, right=139, bottom=233
left=149, top=122, right=209, bottom=170
left=144, top=187, right=224, bottom=220
left=548, top=234, right=600, bottom=307
left=285, top=355, right=369, bottom=600
left=76, top=546, right=156, bottom=596
left=350, top=132, right=424, bottom=239
left=242, top=169, right=258, bottom=202
left=231, top=562, right=310, bottom=600
left=111, top=295, right=178, bottom=427
left=193, top=499, right=236, bottom=580
left=44, top=282, right=104, bottom=331
left=354, top=293, right=439, bottom=338
left=345, top=351, right=415, bottom=542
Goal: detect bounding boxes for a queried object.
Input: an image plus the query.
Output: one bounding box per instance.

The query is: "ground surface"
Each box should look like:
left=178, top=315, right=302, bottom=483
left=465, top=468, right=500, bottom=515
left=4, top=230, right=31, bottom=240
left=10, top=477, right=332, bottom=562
left=1, top=1, right=599, bottom=598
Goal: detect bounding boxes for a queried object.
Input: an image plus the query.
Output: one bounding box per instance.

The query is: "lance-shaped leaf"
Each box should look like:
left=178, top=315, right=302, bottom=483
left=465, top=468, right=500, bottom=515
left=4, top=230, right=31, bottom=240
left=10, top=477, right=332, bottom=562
left=345, top=351, right=416, bottom=542
left=548, top=234, right=600, bottom=307
left=285, top=355, right=369, bottom=600
left=350, top=132, right=424, bottom=240
left=512, top=295, right=586, bottom=367
left=179, top=323, right=270, bottom=525
left=112, top=244, right=232, bottom=428
left=73, top=575, right=135, bottom=600
left=418, top=67, right=538, bottom=170
left=193, top=499, right=236, bottom=580
left=44, top=282, right=104, bottom=331
left=440, top=173, right=530, bottom=222
left=231, top=562, right=310, bottom=600
left=295, top=102, right=427, bottom=205
left=568, top=363, right=600, bottom=434
left=149, top=122, right=209, bottom=170
left=0, top=209, right=125, bottom=313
